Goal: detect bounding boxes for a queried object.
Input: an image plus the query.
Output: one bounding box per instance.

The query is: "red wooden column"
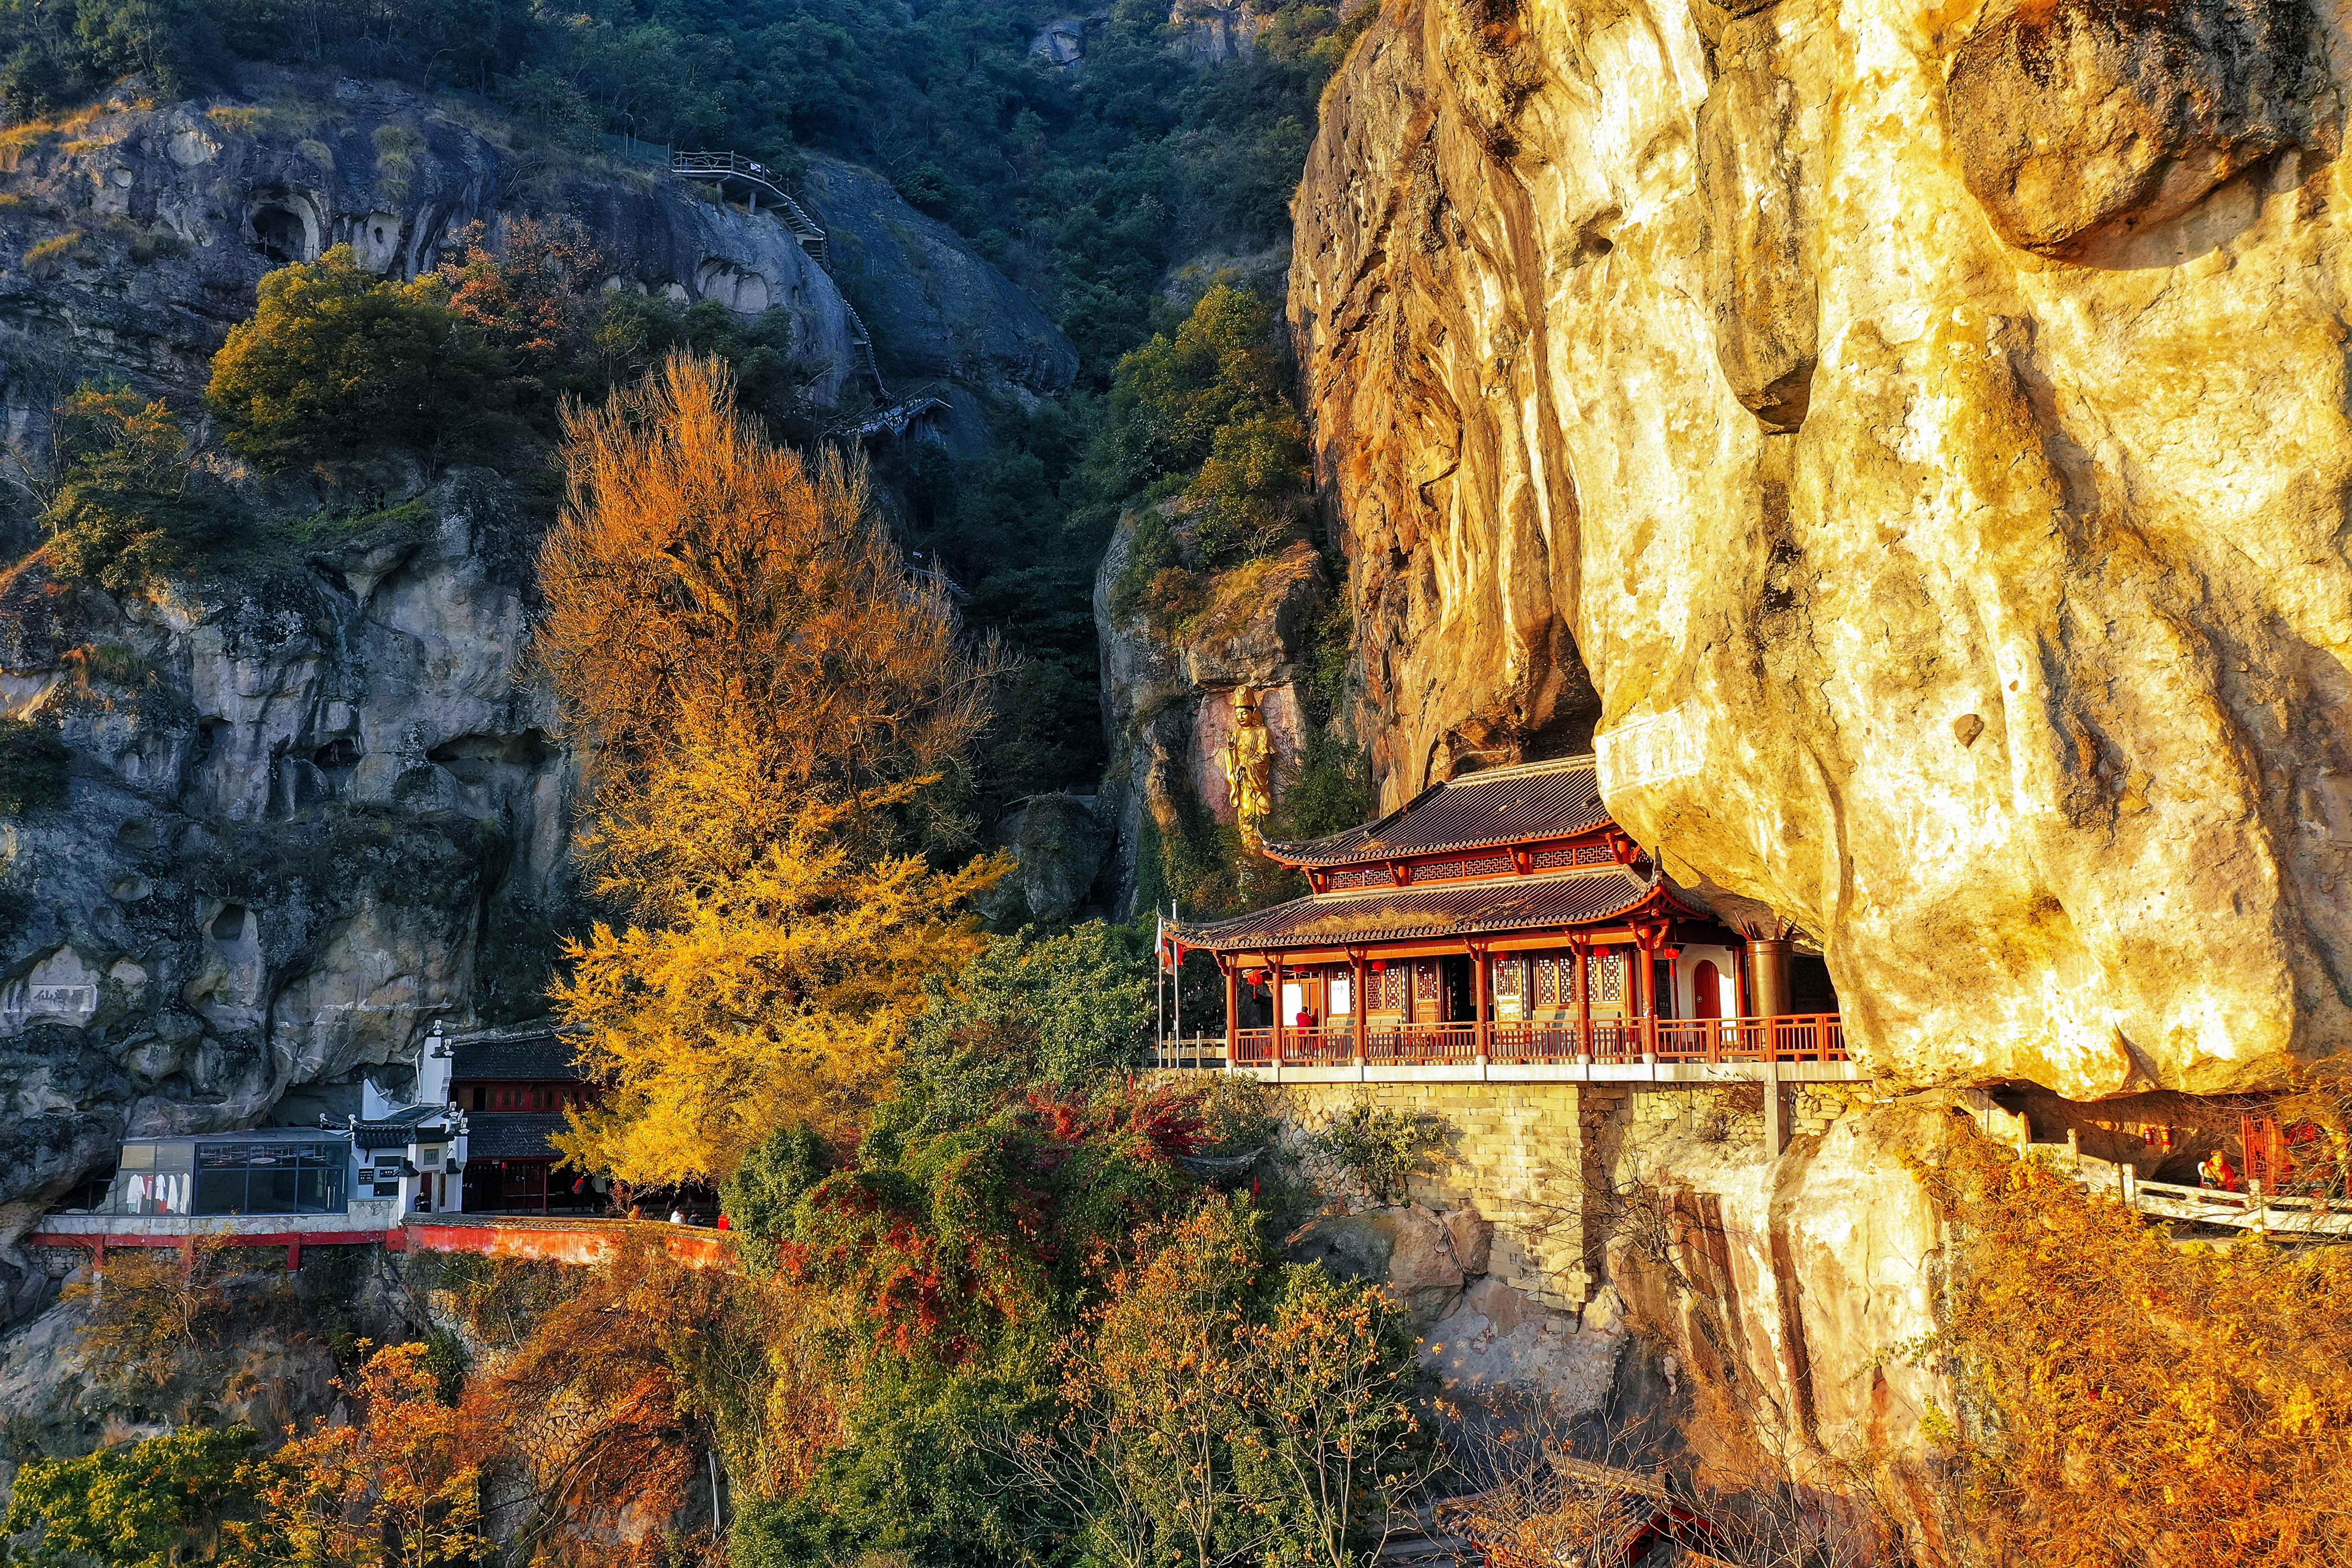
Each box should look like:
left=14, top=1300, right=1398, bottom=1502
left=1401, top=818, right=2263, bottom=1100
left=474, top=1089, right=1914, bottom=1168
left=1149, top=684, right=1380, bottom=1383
left=1223, top=959, right=1240, bottom=1061
left=1351, top=951, right=1368, bottom=1066
left=1571, top=936, right=1593, bottom=1061
left=1632, top=936, right=1655, bottom=1057
left=1271, top=952, right=1286, bottom=1064
left=1470, top=942, right=1491, bottom=1064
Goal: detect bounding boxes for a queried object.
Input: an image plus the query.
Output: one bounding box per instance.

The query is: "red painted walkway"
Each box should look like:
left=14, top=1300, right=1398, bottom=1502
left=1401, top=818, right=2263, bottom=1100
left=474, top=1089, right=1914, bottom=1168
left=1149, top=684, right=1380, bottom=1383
left=28, top=1216, right=732, bottom=1270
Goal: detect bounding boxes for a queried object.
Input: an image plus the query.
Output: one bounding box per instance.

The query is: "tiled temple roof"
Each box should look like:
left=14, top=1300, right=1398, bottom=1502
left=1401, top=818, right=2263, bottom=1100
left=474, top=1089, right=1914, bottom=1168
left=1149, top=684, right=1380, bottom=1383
left=1173, top=865, right=1685, bottom=952
left=466, top=1114, right=570, bottom=1161
left=1262, top=755, right=1609, bottom=869
left=451, top=1028, right=587, bottom=1083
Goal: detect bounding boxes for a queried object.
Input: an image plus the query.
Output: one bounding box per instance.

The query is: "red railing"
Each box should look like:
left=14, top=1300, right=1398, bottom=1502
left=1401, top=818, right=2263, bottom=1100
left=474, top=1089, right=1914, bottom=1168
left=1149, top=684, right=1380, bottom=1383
left=1366, top=1023, right=1479, bottom=1066
left=1225, top=1015, right=1845, bottom=1068
left=1650, top=1014, right=1845, bottom=1064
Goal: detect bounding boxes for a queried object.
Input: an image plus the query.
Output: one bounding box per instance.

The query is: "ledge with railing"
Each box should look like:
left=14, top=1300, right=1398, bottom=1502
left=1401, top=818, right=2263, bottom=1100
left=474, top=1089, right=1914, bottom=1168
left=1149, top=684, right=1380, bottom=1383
left=1205, top=1014, right=1847, bottom=1075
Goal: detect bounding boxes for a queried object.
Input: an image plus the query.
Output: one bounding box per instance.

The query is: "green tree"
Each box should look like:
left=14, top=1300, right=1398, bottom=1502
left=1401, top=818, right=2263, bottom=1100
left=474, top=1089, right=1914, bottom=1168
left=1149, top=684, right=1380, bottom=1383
left=70, top=0, right=219, bottom=96
left=0, top=1426, right=268, bottom=1568
left=40, top=381, right=235, bottom=592
left=206, top=246, right=505, bottom=469
left=881, top=922, right=1158, bottom=1140
left=1104, top=284, right=1292, bottom=494
left=1184, top=405, right=1308, bottom=568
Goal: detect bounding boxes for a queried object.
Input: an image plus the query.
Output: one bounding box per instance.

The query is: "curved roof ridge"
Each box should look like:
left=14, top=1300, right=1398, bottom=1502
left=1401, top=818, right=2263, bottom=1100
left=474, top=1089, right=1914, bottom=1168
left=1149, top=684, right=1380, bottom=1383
left=1263, top=753, right=1612, bottom=869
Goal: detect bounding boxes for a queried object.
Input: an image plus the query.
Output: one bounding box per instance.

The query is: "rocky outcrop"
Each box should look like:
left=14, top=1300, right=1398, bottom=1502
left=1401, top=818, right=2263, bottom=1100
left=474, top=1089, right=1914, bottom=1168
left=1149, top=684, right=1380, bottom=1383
left=0, top=70, right=864, bottom=412
left=1094, top=512, right=1327, bottom=913
left=0, top=478, right=573, bottom=1322
left=802, top=156, right=1079, bottom=403
left=1599, top=1092, right=1961, bottom=1523
left=1170, top=0, right=1268, bottom=62
left=976, top=792, right=1112, bottom=928
left=1290, top=0, right=2352, bottom=1096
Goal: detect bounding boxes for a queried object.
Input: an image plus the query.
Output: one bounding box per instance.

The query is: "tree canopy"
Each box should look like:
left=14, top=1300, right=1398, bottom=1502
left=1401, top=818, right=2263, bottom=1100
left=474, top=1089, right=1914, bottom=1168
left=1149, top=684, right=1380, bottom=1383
left=206, top=246, right=505, bottom=470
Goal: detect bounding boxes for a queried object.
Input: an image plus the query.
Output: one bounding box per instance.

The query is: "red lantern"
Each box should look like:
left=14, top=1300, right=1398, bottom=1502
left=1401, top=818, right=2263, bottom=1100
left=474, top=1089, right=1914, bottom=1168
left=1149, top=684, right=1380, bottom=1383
left=1660, top=946, right=1683, bottom=961
left=1369, top=959, right=1387, bottom=974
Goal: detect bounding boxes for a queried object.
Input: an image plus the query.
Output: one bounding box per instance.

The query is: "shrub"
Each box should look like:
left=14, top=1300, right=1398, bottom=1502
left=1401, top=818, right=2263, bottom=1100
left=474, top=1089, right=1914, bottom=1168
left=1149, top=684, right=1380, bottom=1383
left=1183, top=405, right=1308, bottom=570
left=0, top=1425, right=268, bottom=1568
left=1305, top=1096, right=1448, bottom=1204
left=0, top=715, right=67, bottom=814
left=1104, top=284, right=1292, bottom=491
left=1031, top=1196, right=1433, bottom=1564
left=205, top=245, right=506, bottom=469
left=40, top=381, right=236, bottom=591
left=1910, top=1127, right=2352, bottom=1565
left=882, top=922, right=1158, bottom=1140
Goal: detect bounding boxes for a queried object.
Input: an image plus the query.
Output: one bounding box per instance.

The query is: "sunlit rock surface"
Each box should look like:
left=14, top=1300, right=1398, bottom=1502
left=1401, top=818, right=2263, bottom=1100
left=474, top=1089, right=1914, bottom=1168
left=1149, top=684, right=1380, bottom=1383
left=1290, top=0, right=2352, bottom=1095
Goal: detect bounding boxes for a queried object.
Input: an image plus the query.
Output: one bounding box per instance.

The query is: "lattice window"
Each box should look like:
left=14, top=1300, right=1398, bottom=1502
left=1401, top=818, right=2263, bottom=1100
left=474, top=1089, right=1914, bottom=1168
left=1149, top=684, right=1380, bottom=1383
left=1532, top=843, right=1616, bottom=870
left=1327, top=865, right=1388, bottom=890
left=1416, top=853, right=1513, bottom=882
left=1492, top=955, right=1525, bottom=1001
left=1374, top=966, right=1406, bottom=1010
left=1532, top=954, right=1565, bottom=1007
left=1591, top=951, right=1626, bottom=1004
left=1411, top=959, right=1442, bottom=1017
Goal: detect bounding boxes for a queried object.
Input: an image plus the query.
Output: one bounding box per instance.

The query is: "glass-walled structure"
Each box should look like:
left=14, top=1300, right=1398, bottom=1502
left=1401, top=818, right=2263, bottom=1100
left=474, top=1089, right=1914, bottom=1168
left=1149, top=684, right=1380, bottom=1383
left=106, top=1131, right=351, bottom=1217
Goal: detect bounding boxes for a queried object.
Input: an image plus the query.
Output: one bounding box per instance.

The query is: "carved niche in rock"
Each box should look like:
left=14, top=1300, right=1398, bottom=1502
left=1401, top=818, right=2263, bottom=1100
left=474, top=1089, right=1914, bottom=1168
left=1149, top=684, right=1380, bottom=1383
left=1945, top=0, right=2330, bottom=259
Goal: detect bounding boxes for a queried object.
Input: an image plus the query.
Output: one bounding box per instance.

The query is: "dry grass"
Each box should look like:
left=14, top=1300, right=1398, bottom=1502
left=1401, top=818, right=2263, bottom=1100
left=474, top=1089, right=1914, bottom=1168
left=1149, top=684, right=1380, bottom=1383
left=1293, top=906, right=1441, bottom=939
left=205, top=105, right=272, bottom=134
left=24, top=232, right=82, bottom=277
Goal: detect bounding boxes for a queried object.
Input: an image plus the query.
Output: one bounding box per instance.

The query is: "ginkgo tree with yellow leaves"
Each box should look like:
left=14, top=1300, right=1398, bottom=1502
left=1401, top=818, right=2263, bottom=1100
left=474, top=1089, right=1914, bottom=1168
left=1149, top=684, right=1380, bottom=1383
left=534, top=353, right=1005, bottom=1185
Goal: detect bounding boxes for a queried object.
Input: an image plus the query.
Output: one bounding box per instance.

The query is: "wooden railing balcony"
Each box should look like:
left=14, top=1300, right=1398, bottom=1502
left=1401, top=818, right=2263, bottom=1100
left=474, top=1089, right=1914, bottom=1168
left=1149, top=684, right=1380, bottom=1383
left=1651, top=1014, right=1846, bottom=1064
left=1222, top=1015, right=1846, bottom=1070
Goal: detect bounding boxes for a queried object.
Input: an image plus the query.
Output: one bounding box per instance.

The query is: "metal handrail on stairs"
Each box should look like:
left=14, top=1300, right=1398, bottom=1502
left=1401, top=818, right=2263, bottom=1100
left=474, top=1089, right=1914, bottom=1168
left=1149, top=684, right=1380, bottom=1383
left=669, top=150, right=830, bottom=266
left=663, top=148, right=903, bottom=404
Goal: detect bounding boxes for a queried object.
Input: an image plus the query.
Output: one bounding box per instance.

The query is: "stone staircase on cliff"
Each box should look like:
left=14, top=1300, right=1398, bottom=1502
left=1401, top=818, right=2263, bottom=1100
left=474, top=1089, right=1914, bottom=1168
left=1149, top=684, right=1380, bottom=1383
left=608, top=135, right=891, bottom=401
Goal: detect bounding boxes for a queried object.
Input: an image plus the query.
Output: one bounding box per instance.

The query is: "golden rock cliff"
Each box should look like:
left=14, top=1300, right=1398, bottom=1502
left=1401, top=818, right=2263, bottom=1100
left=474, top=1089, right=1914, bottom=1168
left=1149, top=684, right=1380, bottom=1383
left=1290, top=0, right=2352, bottom=1097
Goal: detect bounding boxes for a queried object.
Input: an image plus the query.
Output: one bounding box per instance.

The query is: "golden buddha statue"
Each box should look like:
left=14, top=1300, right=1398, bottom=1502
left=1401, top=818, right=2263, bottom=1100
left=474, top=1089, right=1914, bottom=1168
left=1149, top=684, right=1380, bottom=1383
left=1220, top=685, right=1276, bottom=853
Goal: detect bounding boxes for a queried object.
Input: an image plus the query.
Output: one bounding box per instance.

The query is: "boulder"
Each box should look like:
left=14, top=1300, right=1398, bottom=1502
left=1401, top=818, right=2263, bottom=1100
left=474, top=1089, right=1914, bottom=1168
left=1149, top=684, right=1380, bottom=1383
left=1945, top=0, right=2328, bottom=259
left=1290, top=0, right=2352, bottom=1096
left=1442, top=1205, right=1493, bottom=1276
left=802, top=157, right=1080, bottom=398
left=977, top=793, right=1111, bottom=928
left=1287, top=1205, right=1465, bottom=1326
left=0, top=72, right=865, bottom=407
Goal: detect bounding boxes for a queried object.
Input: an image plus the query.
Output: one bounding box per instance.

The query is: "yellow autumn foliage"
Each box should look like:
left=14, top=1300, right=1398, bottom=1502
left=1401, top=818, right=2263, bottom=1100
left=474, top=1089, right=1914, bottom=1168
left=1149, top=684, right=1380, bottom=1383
left=1916, top=1129, right=2352, bottom=1567
left=536, top=352, right=1004, bottom=1184
left=550, top=749, right=998, bottom=1182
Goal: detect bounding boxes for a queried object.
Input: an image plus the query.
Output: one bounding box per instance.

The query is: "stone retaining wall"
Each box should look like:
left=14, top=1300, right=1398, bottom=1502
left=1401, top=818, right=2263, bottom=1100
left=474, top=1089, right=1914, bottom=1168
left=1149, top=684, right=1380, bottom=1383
left=1276, top=1080, right=1605, bottom=1312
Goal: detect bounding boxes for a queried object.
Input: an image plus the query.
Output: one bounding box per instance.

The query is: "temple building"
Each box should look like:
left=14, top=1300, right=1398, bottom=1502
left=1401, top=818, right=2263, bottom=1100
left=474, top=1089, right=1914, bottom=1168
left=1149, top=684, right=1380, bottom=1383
left=447, top=1024, right=603, bottom=1213
left=1170, top=755, right=1848, bottom=1080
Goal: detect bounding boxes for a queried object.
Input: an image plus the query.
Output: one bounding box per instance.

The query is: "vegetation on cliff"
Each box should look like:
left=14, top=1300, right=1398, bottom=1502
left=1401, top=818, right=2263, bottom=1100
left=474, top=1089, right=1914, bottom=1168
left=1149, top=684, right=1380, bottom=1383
left=1912, top=1131, right=2352, bottom=1565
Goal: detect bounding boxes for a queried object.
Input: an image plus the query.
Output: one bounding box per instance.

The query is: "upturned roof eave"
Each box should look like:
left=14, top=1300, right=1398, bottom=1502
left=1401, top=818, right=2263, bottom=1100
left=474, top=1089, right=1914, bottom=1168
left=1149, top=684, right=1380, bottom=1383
left=1169, top=867, right=1716, bottom=954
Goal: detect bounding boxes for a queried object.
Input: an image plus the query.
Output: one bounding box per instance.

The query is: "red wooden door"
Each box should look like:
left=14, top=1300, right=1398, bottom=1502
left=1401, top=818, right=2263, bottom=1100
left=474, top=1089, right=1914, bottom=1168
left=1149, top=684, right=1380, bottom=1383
left=1693, top=959, right=1723, bottom=1020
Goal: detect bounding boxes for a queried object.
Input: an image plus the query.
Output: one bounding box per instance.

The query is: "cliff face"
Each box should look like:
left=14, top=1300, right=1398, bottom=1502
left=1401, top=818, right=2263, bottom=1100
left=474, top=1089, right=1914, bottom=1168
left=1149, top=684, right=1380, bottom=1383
left=803, top=157, right=1081, bottom=401
left=0, top=72, right=864, bottom=413
left=0, top=482, right=568, bottom=1321
left=1095, top=509, right=1328, bottom=913
left=0, top=73, right=1084, bottom=1329
left=1291, top=0, right=2352, bottom=1096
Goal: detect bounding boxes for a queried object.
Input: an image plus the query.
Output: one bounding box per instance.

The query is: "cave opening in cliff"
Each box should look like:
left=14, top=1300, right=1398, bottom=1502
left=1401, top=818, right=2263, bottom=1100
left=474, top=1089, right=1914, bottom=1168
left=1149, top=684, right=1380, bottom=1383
left=250, top=202, right=309, bottom=265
